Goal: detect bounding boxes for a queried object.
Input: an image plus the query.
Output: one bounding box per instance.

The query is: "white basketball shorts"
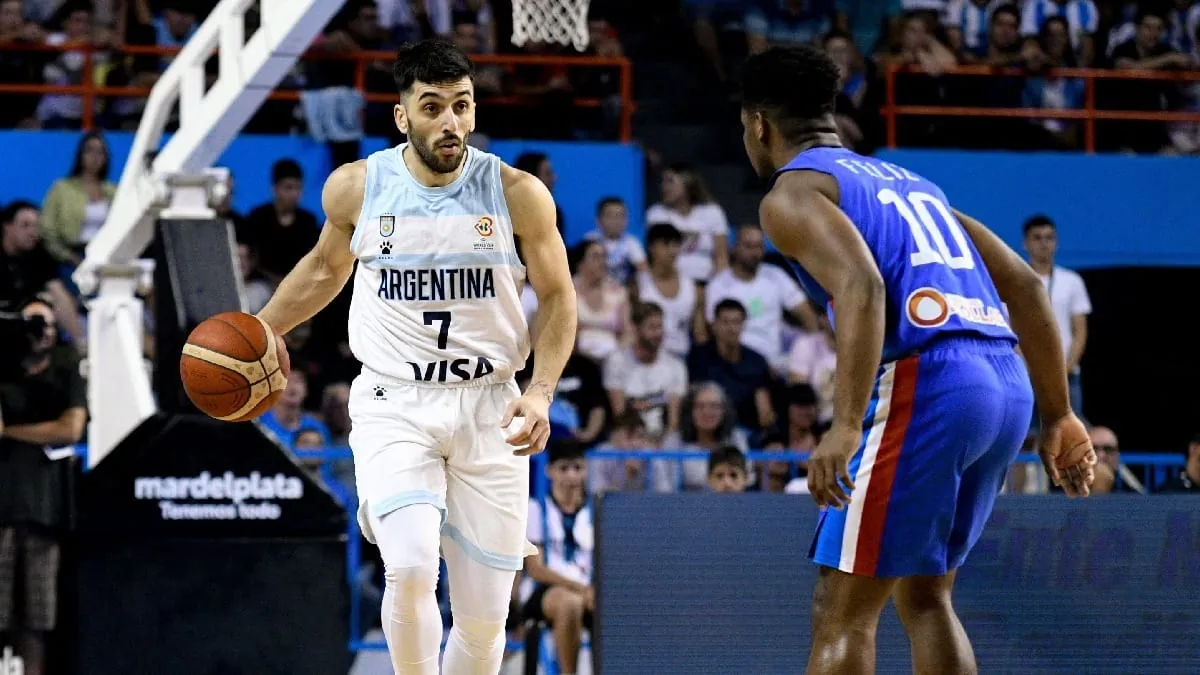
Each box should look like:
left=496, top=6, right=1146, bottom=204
left=348, top=369, right=536, bottom=571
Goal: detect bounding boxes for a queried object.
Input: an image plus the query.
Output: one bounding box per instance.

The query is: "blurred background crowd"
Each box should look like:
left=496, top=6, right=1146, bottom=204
left=0, top=0, right=1198, bottom=149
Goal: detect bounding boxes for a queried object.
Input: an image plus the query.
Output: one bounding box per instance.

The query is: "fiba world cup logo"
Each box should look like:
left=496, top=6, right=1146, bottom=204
left=474, top=217, right=494, bottom=237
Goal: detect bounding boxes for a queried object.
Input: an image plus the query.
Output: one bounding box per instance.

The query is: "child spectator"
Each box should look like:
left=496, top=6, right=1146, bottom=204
left=707, top=446, right=748, bottom=493
left=584, top=196, right=646, bottom=285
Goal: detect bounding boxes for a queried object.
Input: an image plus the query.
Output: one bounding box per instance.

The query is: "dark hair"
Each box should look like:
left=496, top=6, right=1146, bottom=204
left=664, top=163, right=714, bottom=205
left=612, top=409, right=646, bottom=433
left=49, top=0, right=90, bottom=30
left=734, top=222, right=763, bottom=240
left=755, top=428, right=786, bottom=449
left=272, top=159, right=303, bottom=185
left=1023, top=214, right=1056, bottom=236
left=1036, top=15, right=1076, bottom=65
left=645, top=222, right=682, bottom=250
left=680, top=382, right=737, bottom=444
left=713, top=298, right=747, bottom=318
left=787, top=383, right=818, bottom=406
left=741, top=45, right=841, bottom=143
left=595, top=196, right=625, bottom=216
left=548, top=438, right=586, bottom=464
left=708, top=446, right=747, bottom=475
left=69, top=131, right=110, bottom=181
left=515, top=152, right=548, bottom=176
left=631, top=301, right=663, bottom=326
left=161, top=0, right=196, bottom=13
left=393, top=38, right=474, bottom=96
left=821, top=30, right=855, bottom=47
left=1, top=200, right=39, bottom=226
left=991, top=3, right=1020, bottom=23
left=1038, top=14, right=1068, bottom=33
left=1136, top=7, right=1167, bottom=25
left=568, top=239, right=604, bottom=275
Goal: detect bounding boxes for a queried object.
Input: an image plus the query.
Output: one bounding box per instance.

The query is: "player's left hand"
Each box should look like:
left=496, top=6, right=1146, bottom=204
left=502, top=388, right=552, bottom=456
left=1039, top=412, right=1096, bottom=498
left=807, top=423, right=859, bottom=510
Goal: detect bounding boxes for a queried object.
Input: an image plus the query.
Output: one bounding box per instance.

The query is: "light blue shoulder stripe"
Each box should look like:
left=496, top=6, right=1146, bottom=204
left=349, top=150, right=383, bottom=252
left=362, top=250, right=523, bottom=269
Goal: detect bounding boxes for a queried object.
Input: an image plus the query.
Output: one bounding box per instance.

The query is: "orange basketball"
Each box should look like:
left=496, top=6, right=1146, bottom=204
left=179, top=312, right=290, bottom=422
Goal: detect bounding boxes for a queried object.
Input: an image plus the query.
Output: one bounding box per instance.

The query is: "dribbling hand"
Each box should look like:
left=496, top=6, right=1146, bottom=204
left=1039, top=412, right=1096, bottom=498
left=807, top=424, right=859, bottom=510
left=501, top=384, right=553, bottom=456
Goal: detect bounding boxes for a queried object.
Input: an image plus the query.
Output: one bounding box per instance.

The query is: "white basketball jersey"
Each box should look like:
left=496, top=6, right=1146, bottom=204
left=348, top=144, right=529, bottom=384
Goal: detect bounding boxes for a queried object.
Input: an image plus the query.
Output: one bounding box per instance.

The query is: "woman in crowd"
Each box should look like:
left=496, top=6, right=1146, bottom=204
left=658, top=382, right=749, bottom=491
left=571, top=239, right=631, bottom=364
left=644, top=163, right=730, bottom=283
left=41, top=131, right=116, bottom=267
left=634, top=222, right=703, bottom=358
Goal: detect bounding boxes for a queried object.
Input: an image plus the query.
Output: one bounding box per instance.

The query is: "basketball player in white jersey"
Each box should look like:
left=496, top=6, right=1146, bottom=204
left=256, top=39, right=577, bottom=675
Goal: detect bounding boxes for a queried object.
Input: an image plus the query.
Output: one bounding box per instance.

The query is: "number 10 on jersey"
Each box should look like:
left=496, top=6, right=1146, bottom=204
left=878, top=189, right=975, bottom=270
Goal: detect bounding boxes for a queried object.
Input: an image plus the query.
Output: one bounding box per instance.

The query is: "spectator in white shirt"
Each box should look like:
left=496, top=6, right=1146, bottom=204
left=1023, top=214, right=1091, bottom=417
left=603, top=302, right=688, bottom=441
left=235, top=242, right=273, bottom=314
left=521, top=441, right=593, bottom=675
left=644, top=164, right=730, bottom=283
left=635, top=223, right=701, bottom=358
left=705, top=223, right=818, bottom=372
left=584, top=196, right=646, bottom=285
left=786, top=306, right=836, bottom=425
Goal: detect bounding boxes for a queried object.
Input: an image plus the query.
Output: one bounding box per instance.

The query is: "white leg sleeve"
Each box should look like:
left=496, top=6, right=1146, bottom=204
left=369, top=504, right=444, bottom=675
left=440, top=536, right=516, bottom=675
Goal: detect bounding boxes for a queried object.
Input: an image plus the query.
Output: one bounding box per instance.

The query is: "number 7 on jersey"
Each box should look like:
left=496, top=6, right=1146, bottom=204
left=423, top=311, right=452, bottom=349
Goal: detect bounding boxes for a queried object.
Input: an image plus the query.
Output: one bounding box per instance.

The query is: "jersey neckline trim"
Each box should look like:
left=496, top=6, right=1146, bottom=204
left=394, top=142, right=476, bottom=196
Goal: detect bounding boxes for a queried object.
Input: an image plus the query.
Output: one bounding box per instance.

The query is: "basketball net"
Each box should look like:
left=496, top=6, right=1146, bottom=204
left=511, top=0, right=591, bottom=52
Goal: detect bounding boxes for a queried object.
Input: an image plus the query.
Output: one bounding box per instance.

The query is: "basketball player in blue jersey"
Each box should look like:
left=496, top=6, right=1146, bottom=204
left=257, top=41, right=577, bottom=675
left=738, top=46, right=1097, bottom=674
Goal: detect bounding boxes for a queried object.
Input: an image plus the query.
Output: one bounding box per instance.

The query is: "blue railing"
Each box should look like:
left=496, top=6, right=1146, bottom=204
left=73, top=444, right=1187, bottom=658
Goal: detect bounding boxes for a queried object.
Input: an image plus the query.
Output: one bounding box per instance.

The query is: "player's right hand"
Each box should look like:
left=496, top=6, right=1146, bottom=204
left=807, top=424, right=858, bottom=510
left=1038, top=412, right=1096, bottom=498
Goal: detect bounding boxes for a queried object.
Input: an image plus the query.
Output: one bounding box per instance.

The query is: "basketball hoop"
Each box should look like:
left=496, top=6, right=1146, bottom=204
left=511, top=0, right=590, bottom=52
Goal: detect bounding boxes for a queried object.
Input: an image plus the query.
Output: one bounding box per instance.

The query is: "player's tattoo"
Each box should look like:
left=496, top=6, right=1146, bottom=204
left=528, top=381, right=555, bottom=403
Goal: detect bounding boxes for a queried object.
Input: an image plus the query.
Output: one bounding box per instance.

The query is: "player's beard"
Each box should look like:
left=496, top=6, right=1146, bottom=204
left=412, top=130, right=469, bottom=174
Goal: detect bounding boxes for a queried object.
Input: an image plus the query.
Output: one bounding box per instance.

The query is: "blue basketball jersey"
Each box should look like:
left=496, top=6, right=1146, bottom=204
left=773, top=147, right=1016, bottom=363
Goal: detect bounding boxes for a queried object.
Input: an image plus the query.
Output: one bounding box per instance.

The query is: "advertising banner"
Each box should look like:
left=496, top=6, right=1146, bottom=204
left=76, top=413, right=347, bottom=538
left=596, top=493, right=1200, bottom=675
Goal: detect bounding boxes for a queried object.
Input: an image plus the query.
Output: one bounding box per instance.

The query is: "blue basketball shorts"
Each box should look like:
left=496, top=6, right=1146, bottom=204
left=809, top=337, right=1034, bottom=578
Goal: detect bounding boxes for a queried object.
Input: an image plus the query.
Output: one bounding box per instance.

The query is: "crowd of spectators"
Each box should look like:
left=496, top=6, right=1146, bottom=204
left=2, top=1, right=1200, bottom=673
left=2, top=0, right=1199, bottom=149
left=0, top=0, right=627, bottom=140
left=687, top=0, right=1200, bottom=153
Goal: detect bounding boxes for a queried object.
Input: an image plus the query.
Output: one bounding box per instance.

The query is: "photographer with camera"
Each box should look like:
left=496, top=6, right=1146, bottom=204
left=0, top=200, right=87, bottom=355
left=0, top=298, right=87, bottom=675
